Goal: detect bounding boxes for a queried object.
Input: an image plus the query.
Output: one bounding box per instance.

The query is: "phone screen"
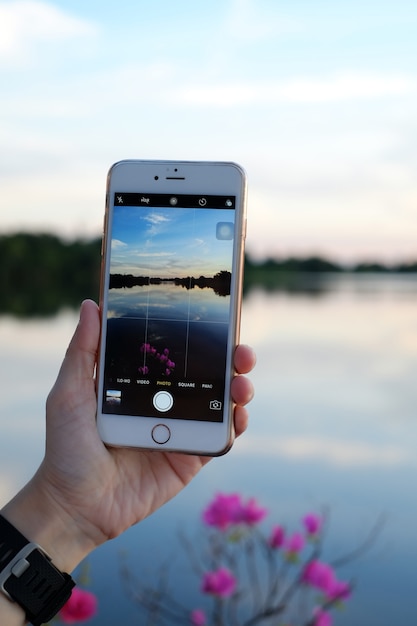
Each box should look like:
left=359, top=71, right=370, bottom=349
left=101, top=191, right=237, bottom=422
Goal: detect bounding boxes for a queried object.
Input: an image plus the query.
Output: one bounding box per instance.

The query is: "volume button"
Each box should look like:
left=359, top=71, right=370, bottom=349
left=101, top=215, right=108, bottom=256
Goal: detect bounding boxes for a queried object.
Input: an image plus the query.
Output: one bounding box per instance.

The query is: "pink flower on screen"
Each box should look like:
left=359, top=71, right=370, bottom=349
left=59, top=588, right=97, bottom=624
left=269, top=525, right=285, bottom=549
left=201, top=567, right=237, bottom=597
left=303, top=513, right=323, bottom=537
left=202, top=493, right=242, bottom=530
left=190, top=609, right=207, bottom=625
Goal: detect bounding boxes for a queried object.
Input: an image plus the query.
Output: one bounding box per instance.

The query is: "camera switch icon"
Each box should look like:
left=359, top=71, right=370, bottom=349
left=209, top=400, right=222, bottom=410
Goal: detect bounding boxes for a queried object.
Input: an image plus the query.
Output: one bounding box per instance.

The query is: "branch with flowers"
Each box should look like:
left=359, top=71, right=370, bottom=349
left=138, top=343, right=176, bottom=377
left=121, top=493, right=382, bottom=626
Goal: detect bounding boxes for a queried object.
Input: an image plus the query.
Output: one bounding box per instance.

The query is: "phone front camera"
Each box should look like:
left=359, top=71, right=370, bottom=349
left=154, top=175, right=159, bottom=180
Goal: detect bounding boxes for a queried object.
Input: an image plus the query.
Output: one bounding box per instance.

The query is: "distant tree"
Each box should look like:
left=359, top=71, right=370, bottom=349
left=353, top=262, right=387, bottom=273
left=0, top=233, right=101, bottom=316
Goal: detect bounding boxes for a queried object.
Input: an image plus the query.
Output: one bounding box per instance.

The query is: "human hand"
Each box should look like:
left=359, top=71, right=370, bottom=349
left=2, top=299, right=255, bottom=574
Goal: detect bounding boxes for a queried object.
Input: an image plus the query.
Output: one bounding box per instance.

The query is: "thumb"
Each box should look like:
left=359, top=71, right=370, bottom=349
left=47, top=300, right=100, bottom=411
left=62, top=299, right=100, bottom=381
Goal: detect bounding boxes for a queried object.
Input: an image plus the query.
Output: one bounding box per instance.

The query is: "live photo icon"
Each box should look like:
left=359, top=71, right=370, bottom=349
left=216, top=222, right=234, bottom=240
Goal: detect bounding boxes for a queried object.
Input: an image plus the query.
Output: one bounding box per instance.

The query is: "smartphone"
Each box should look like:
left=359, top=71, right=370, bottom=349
left=96, top=160, right=247, bottom=456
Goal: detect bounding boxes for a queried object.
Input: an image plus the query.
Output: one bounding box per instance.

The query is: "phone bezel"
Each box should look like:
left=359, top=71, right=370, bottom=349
left=96, top=160, right=247, bottom=456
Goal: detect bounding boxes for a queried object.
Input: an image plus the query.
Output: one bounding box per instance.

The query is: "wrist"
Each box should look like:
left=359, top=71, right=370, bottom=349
left=0, top=512, right=76, bottom=626
left=0, top=591, right=26, bottom=625
left=1, top=471, right=96, bottom=575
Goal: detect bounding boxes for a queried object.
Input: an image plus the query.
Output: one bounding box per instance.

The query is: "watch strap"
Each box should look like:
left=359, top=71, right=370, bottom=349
left=0, top=514, right=75, bottom=626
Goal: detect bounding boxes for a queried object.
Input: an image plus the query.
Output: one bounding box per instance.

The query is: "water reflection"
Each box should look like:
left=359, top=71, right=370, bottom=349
left=108, top=282, right=230, bottom=322
left=1, top=276, right=417, bottom=624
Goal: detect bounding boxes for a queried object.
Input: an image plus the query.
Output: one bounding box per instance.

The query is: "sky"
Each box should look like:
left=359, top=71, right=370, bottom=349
left=1, top=0, right=416, bottom=263
left=110, top=205, right=234, bottom=278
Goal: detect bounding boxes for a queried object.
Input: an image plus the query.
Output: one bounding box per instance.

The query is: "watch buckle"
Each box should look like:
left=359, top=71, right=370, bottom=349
left=0, top=542, right=48, bottom=600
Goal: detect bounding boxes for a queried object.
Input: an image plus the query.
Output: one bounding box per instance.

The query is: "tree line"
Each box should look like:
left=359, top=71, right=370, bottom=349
left=109, top=270, right=232, bottom=296
left=0, top=232, right=415, bottom=317
left=0, top=233, right=101, bottom=317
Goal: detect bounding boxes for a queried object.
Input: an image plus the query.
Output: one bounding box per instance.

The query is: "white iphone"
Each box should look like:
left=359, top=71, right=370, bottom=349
left=96, top=160, right=247, bottom=456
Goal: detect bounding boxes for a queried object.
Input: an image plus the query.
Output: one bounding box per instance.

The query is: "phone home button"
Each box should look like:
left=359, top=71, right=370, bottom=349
left=153, top=390, right=174, bottom=412
left=151, top=424, right=171, bottom=445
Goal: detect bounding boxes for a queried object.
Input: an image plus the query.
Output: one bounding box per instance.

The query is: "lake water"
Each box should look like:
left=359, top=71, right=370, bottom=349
left=1, top=274, right=417, bottom=625
left=108, top=282, right=231, bottom=322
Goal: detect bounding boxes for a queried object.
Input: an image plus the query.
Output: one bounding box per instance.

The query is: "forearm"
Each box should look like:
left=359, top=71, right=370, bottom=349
left=0, top=472, right=97, bottom=626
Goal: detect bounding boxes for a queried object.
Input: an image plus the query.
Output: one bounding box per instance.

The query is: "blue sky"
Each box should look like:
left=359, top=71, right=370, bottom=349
left=110, top=205, right=234, bottom=278
left=1, top=0, right=416, bottom=262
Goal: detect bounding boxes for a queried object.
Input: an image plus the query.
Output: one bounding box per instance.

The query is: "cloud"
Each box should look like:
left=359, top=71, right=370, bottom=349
left=134, top=251, right=173, bottom=258
left=235, top=435, right=412, bottom=468
left=142, top=212, right=172, bottom=237
left=175, top=72, right=416, bottom=107
left=224, top=0, right=303, bottom=41
left=144, top=213, right=171, bottom=225
left=0, top=0, right=97, bottom=67
left=111, top=239, right=127, bottom=250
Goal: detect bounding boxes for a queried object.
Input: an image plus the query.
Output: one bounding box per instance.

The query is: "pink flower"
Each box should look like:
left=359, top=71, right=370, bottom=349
left=59, top=588, right=97, bottom=624
left=190, top=609, right=207, bottom=625
left=203, top=493, right=267, bottom=531
left=302, top=560, right=335, bottom=593
left=302, top=560, right=351, bottom=602
left=202, top=493, right=242, bottom=530
left=284, top=532, right=305, bottom=559
left=269, top=525, right=285, bottom=549
left=238, top=497, right=268, bottom=526
left=328, top=579, right=351, bottom=601
left=201, top=567, right=236, bottom=597
left=303, top=513, right=322, bottom=537
left=313, top=608, right=332, bottom=626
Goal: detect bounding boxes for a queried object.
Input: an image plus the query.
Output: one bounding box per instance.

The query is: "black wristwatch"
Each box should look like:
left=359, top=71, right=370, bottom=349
left=0, top=515, right=75, bottom=626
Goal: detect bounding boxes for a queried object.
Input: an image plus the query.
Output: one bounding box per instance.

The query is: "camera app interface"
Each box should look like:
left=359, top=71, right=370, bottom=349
left=102, top=192, right=237, bottom=422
